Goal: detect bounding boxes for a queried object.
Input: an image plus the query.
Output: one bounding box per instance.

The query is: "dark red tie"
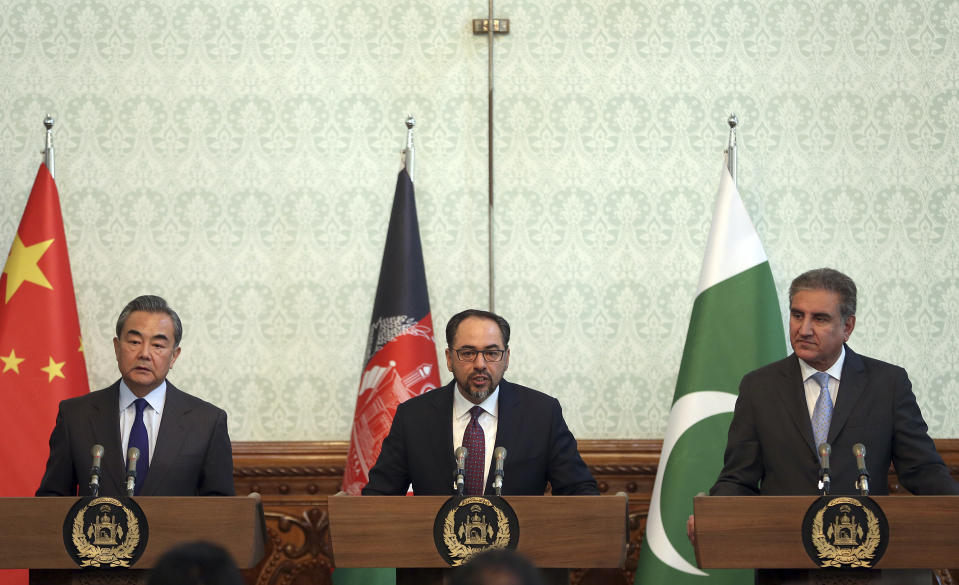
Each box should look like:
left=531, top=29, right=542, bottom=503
left=463, top=406, right=485, bottom=495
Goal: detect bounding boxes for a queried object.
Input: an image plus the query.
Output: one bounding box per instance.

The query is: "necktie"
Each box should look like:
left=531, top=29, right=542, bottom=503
left=129, top=398, right=150, bottom=495
left=811, top=372, right=834, bottom=450
left=463, top=406, right=486, bottom=495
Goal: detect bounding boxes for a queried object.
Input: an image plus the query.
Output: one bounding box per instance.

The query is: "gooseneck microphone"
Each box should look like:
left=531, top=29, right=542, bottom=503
left=853, top=443, right=870, bottom=496
left=454, top=446, right=467, bottom=495
left=125, top=447, right=140, bottom=497
left=817, top=443, right=832, bottom=495
left=492, top=447, right=507, bottom=496
left=88, top=444, right=104, bottom=496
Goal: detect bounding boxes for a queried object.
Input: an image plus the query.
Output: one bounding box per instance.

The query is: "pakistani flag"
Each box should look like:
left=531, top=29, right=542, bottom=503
left=633, top=162, right=786, bottom=585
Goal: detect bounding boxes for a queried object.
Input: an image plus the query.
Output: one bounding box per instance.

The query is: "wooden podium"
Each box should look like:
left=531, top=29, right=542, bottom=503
left=0, top=496, right=265, bottom=584
left=693, top=495, right=959, bottom=584
left=329, top=495, right=628, bottom=585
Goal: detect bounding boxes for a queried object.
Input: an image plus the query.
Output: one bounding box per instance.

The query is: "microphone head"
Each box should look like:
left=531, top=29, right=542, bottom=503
left=493, top=446, right=507, bottom=461
left=454, top=446, right=467, bottom=463
left=818, top=443, right=831, bottom=458
left=91, top=444, right=104, bottom=459
left=852, top=443, right=866, bottom=457
left=126, top=447, right=140, bottom=470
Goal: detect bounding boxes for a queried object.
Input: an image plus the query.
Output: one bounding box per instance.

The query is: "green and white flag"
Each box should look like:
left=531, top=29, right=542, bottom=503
left=633, top=162, right=786, bottom=585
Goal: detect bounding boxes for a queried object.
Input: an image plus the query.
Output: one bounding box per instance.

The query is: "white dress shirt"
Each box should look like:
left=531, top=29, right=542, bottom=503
left=118, top=380, right=167, bottom=464
left=799, top=346, right=845, bottom=418
left=452, top=385, right=499, bottom=490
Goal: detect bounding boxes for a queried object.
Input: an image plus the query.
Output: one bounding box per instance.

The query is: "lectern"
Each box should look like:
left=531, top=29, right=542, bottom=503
left=0, top=496, right=265, bottom=584
left=329, top=495, right=628, bottom=585
left=693, top=495, right=959, bottom=584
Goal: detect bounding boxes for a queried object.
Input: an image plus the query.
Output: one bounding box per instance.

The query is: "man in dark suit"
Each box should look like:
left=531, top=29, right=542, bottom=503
left=36, top=295, right=234, bottom=497
left=362, top=309, right=598, bottom=496
left=689, top=269, right=958, bottom=547
left=709, top=268, right=958, bottom=497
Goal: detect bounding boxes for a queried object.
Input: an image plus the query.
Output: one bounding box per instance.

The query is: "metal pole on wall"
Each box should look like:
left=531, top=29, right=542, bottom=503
left=725, top=113, right=738, bottom=186
left=486, top=0, right=495, bottom=312
left=43, top=115, right=55, bottom=179
left=471, top=7, right=509, bottom=312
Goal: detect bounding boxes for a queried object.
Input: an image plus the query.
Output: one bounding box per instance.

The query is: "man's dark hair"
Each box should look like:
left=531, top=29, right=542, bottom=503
left=116, top=295, right=183, bottom=347
left=147, top=541, right=243, bottom=585
left=446, top=309, right=511, bottom=348
left=789, top=268, right=857, bottom=321
left=450, top=549, right=544, bottom=585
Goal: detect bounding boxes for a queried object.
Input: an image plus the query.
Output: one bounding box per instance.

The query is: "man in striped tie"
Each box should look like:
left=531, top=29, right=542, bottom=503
left=37, top=295, right=234, bottom=497
left=363, top=309, right=598, bottom=496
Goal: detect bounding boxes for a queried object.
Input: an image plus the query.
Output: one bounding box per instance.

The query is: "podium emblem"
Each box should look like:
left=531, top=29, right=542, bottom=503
left=433, top=496, right=519, bottom=566
left=802, top=496, right=888, bottom=568
left=63, top=496, right=149, bottom=568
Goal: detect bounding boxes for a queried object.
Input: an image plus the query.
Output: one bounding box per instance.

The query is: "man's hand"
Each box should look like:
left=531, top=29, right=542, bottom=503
left=686, top=514, right=696, bottom=546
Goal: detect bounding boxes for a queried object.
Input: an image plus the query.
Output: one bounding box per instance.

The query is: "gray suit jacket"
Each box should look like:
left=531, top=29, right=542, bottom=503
left=711, top=346, right=959, bottom=496
left=36, top=380, right=235, bottom=497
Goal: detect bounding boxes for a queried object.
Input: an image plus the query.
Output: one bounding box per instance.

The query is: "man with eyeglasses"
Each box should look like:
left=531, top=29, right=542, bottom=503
left=362, top=309, right=598, bottom=496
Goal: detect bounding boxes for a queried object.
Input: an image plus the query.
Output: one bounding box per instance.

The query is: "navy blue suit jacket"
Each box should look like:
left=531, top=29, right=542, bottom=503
left=362, top=379, right=598, bottom=496
left=36, top=380, right=235, bottom=497
left=711, top=346, right=958, bottom=496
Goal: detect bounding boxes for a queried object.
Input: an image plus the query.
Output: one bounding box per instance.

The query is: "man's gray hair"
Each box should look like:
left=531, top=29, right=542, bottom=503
left=115, top=295, right=183, bottom=347
left=789, top=268, right=857, bottom=321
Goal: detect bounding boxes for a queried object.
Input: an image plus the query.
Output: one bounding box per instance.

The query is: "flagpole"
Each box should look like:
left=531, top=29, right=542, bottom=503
left=403, top=115, right=415, bottom=183
left=725, top=114, right=738, bottom=186
left=43, top=115, right=55, bottom=179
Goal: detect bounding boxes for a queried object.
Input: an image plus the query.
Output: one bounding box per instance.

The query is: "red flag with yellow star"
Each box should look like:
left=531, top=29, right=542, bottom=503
left=0, top=163, right=89, bottom=498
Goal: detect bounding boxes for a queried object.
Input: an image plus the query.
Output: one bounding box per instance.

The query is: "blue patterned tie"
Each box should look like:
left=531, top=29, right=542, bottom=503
left=811, top=372, right=834, bottom=449
left=463, top=406, right=486, bottom=495
left=129, top=398, right=150, bottom=495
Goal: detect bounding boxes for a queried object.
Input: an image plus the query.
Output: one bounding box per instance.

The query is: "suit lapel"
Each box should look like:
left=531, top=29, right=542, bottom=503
left=490, top=380, right=519, bottom=493
left=775, top=356, right=819, bottom=457
left=141, top=382, right=190, bottom=496
left=87, top=382, right=125, bottom=495
left=431, top=382, right=456, bottom=478
left=829, top=346, right=866, bottom=443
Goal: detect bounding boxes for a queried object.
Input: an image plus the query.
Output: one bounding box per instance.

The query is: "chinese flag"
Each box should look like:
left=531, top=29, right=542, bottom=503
left=0, top=163, right=89, bottom=497
left=342, top=168, right=441, bottom=496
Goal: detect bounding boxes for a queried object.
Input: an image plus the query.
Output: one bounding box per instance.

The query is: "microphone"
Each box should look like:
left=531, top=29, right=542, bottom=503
left=817, top=443, right=831, bottom=495
left=853, top=443, right=870, bottom=496
left=88, top=444, right=104, bottom=497
left=453, top=446, right=467, bottom=495
left=492, top=447, right=507, bottom=496
left=125, top=447, right=140, bottom=497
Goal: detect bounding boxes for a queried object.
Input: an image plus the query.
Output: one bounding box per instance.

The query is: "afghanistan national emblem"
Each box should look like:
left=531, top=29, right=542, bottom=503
left=802, top=496, right=888, bottom=568
left=62, top=497, right=149, bottom=568
left=433, top=496, right=520, bottom=566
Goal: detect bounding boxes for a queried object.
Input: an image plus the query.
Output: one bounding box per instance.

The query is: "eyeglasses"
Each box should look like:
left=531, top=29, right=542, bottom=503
left=452, top=348, right=506, bottom=362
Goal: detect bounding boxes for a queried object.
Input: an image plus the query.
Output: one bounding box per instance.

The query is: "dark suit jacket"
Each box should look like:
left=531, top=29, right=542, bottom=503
left=362, top=379, right=599, bottom=496
left=711, top=346, right=959, bottom=496
left=36, top=380, right=235, bottom=497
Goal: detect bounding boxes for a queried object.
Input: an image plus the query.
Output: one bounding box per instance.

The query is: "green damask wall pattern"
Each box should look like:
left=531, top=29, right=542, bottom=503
left=0, top=0, right=957, bottom=440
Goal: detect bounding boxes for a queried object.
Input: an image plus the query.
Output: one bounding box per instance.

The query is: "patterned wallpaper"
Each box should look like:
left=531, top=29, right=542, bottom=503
left=0, top=0, right=957, bottom=441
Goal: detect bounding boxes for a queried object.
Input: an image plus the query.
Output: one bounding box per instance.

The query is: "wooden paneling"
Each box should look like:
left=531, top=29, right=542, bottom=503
left=232, top=439, right=959, bottom=585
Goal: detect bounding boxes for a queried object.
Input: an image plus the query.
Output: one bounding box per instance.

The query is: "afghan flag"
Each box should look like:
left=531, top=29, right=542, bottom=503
left=0, top=163, right=89, bottom=584
left=336, top=168, right=440, bottom=585
left=342, top=167, right=441, bottom=496
left=633, top=162, right=786, bottom=585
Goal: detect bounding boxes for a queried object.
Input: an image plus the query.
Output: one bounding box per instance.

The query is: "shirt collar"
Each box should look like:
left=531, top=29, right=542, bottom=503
left=453, top=384, right=500, bottom=419
left=118, top=379, right=168, bottom=415
left=799, top=345, right=846, bottom=383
